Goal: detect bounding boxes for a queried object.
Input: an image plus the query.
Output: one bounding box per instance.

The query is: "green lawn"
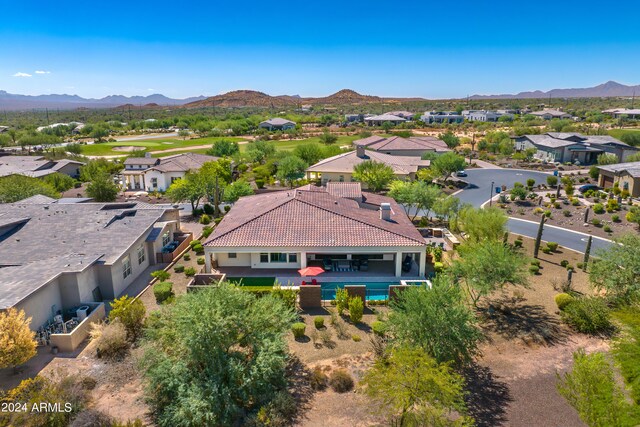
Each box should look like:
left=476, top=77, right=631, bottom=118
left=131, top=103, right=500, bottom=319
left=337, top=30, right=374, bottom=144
left=226, top=277, right=276, bottom=287
left=608, top=128, right=640, bottom=139
left=239, top=135, right=360, bottom=153
left=80, top=136, right=245, bottom=156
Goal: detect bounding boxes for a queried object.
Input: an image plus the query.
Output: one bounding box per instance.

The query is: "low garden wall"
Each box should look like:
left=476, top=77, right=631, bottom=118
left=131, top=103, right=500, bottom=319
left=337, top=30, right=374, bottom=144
left=186, top=272, right=226, bottom=292
left=50, top=302, right=106, bottom=353
left=299, top=285, right=322, bottom=308
left=345, top=285, right=366, bottom=304
left=156, top=232, right=193, bottom=264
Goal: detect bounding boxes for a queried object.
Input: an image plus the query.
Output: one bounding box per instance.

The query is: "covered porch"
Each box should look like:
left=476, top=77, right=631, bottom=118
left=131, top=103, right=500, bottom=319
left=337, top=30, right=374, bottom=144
left=123, top=171, right=145, bottom=190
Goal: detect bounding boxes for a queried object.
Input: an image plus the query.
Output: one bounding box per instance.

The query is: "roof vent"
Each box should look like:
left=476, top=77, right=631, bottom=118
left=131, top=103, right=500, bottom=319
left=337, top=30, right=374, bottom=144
left=380, top=203, right=392, bottom=221
left=356, top=145, right=366, bottom=158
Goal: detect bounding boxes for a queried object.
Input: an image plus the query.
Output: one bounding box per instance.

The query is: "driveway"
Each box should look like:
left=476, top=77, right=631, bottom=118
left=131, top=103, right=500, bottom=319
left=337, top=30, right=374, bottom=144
left=456, top=169, right=612, bottom=253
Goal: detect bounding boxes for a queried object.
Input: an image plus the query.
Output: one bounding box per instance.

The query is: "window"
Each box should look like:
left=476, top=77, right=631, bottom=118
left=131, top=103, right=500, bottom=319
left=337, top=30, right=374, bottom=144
left=270, top=253, right=287, bottom=263
left=228, top=253, right=237, bottom=259
left=260, top=253, right=269, bottom=263
left=162, top=231, right=170, bottom=247
left=122, top=255, right=132, bottom=279
left=151, top=177, right=158, bottom=188
left=288, top=253, right=297, bottom=263
left=171, top=177, right=179, bottom=183
left=137, top=244, right=145, bottom=265
left=339, top=175, right=344, bottom=182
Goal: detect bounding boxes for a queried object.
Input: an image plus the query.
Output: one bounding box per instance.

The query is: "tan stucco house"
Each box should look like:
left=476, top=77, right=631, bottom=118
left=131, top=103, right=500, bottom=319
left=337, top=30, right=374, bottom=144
left=598, top=161, right=640, bottom=197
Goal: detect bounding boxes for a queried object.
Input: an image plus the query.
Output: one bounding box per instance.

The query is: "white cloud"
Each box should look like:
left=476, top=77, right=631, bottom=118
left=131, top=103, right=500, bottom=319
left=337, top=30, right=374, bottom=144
left=147, top=88, right=155, bottom=91
left=12, top=72, right=32, bottom=77
left=35, top=70, right=51, bottom=74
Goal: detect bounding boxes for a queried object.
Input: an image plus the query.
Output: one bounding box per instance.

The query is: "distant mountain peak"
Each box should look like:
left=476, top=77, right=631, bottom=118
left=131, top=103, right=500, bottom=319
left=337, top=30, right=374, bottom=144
left=471, top=81, right=640, bottom=99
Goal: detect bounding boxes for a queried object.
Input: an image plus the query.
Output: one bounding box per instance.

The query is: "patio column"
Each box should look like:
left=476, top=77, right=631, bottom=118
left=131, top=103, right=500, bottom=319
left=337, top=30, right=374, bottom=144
left=204, top=251, right=212, bottom=272
left=419, top=251, right=426, bottom=277
left=300, top=252, right=307, bottom=269
left=139, top=174, right=145, bottom=190
left=395, top=252, right=403, bottom=277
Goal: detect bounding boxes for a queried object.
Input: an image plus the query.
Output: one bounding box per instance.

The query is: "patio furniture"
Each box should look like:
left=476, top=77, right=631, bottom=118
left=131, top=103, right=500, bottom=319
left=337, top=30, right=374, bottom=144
left=301, top=280, right=307, bottom=286
left=402, top=255, right=413, bottom=273
left=311, top=279, right=318, bottom=285
left=322, top=258, right=333, bottom=271
left=360, top=259, right=369, bottom=271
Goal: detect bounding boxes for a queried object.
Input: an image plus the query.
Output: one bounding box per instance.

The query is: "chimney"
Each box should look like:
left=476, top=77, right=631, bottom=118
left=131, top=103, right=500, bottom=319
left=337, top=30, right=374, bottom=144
left=356, top=145, right=366, bottom=158
left=144, top=152, right=151, bottom=158
left=380, top=203, right=391, bottom=221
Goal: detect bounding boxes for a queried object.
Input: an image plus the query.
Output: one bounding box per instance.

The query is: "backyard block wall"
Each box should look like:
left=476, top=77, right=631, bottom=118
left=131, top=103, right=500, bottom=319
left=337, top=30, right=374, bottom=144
left=345, top=285, right=366, bottom=304
left=299, top=285, right=321, bottom=308
left=50, top=302, right=105, bottom=353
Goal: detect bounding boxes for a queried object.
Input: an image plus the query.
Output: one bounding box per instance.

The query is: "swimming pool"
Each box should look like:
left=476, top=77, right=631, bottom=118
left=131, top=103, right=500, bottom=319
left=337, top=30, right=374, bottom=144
left=319, top=282, right=401, bottom=301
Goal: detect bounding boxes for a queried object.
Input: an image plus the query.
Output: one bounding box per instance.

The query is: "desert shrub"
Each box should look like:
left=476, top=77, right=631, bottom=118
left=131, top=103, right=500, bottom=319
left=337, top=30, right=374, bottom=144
left=555, top=293, right=575, bottom=310
left=534, top=207, right=544, bottom=215
left=348, top=297, right=364, bottom=324
left=197, top=257, right=205, bottom=265
left=514, top=238, right=523, bottom=248
left=319, top=329, right=333, bottom=345
left=252, top=391, right=297, bottom=427
left=335, top=288, right=349, bottom=315
left=332, top=317, right=349, bottom=340
left=566, top=264, right=574, bottom=271
left=561, top=297, right=612, bottom=334
left=612, top=214, right=620, bottom=222
left=174, top=264, right=185, bottom=273
left=554, top=201, right=562, bottom=209
left=529, top=264, right=540, bottom=274
left=184, top=267, right=197, bottom=276
left=90, top=320, right=129, bottom=360
left=291, top=322, right=306, bottom=339
left=593, top=203, right=605, bottom=214
left=434, top=261, right=444, bottom=272
left=531, top=259, right=541, bottom=267
left=352, top=334, right=362, bottom=342
left=546, top=241, right=559, bottom=252
left=108, top=295, right=145, bottom=341
left=542, top=247, right=552, bottom=254
left=571, top=198, right=580, bottom=206
left=183, top=254, right=191, bottom=261
left=192, top=243, right=204, bottom=254
left=592, top=218, right=602, bottom=227
left=329, top=370, right=354, bottom=393
left=153, top=281, right=173, bottom=303
left=151, top=269, right=171, bottom=282
left=314, top=316, right=324, bottom=329
left=310, top=367, right=328, bottom=391
left=271, top=284, right=298, bottom=309
left=544, top=209, right=552, bottom=217
left=560, top=260, right=569, bottom=268
left=202, top=226, right=213, bottom=238
left=203, top=204, right=214, bottom=215
left=577, top=262, right=584, bottom=270
left=372, top=320, right=387, bottom=336
left=563, top=210, right=571, bottom=217
left=199, top=214, right=211, bottom=225
left=603, top=225, right=612, bottom=233
left=189, top=239, right=201, bottom=248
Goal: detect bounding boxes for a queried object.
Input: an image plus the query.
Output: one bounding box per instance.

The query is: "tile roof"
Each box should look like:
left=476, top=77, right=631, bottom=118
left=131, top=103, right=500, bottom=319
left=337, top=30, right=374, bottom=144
left=0, top=155, right=85, bottom=178
left=204, top=187, right=425, bottom=248
left=598, top=161, right=640, bottom=178
left=364, top=114, right=407, bottom=122
left=530, top=110, right=571, bottom=117
left=124, top=156, right=160, bottom=166
left=354, top=136, right=450, bottom=153
left=149, top=153, right=218, bottom=173
left=306, top=150, right=429, bottom=175
left=326, top=182, right=362, bottom=199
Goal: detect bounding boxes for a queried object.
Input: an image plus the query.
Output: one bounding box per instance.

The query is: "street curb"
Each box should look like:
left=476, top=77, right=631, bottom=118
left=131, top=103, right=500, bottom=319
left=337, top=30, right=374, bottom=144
left=507, top=217, right=614, bottom=243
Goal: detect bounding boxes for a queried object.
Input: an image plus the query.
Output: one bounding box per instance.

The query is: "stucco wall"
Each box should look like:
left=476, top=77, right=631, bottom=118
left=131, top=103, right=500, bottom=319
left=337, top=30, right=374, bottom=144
left=15, top=278, right=63, bottom=329
left=216, top=252, right=252, bottom=267
left=109, top=230, right=152, bottom=298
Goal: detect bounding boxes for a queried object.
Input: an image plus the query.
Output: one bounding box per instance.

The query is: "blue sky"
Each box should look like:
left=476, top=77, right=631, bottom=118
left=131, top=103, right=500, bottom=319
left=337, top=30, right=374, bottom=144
left=2, top=0, right=640, bottom=99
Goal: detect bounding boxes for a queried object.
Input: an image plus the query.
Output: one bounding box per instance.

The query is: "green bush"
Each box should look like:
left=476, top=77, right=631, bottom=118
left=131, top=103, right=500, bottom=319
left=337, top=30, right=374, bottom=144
left=577, top=262, right=584, bottom=270
left=352, top=334, right=362, bottom=342
left=566, top=264, right=574, bottom=271
left=203, top=204, right=214, bottom=215
left=372, top=320, right=387, bottom=336
left=434, top=262, right=444, bottom=272
left=571, top=198, right=580, bottom=206
left=592, top=218, right=602, bottom=227
left=542, top=247, right=552, bottom=254
left=329, top=370, right=354, bottom=393
left=153, top=281, right=173, bottom=303
left=197, top=257, right=205, bottom=265
left=529, top=264, right=540, bottom=274
left=544, top=210, right=552, bottom=218
left=560, top=260, right=569, bottom=268
left=348, top=297, right=364, bottom=324
left=184, top=267, right=197, bottom=276
left=603, top=225, right=612, bottom=233
left=174, top=264, right=185, bottom=273
left=555, top=293, right=574, bottom=310
left=183, top=254, right=191, bottom=261
left=514, top=239, right=523, bottom=248
left=546, top=242, right=559, bottom=252
left=291, top=322, right=306, bottom=339
left=561, top=297, right=612, bottom=334
left=192, top=243, right=205, bottom=254
left=202, top=226, right=213, bottom=238
left=314, top=316, right=324, bottom=329
left=335, top=288, right=349, bottom=315
left=151, top=270, right=171, bottom=282
left=593, top=203, right=605, bottom=214
left=530, top=259, right=541, bottom=267
left=189, top=240, right=201, bottom=248
left=612, top=214, right=620, bottom=222
left=563, top=209, right=571, bottom=217
left=310, top=367, right=328, bottom=391
left=199, top=214, right=211, bottom=225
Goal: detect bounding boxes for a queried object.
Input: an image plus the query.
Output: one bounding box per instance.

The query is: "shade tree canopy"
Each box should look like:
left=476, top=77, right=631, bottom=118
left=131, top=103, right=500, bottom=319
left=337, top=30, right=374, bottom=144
left=352, top=160, right=396, bottom=192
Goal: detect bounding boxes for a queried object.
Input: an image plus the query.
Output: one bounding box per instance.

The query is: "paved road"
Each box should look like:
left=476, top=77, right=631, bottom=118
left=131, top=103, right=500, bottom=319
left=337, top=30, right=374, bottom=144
left=456, top=169, right=612, bottom=253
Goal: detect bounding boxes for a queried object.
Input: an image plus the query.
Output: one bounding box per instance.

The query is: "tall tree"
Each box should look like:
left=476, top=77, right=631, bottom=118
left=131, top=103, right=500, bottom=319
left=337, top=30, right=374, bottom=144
left=360, top=346, right=473, bottom=426
left=141, top=284, right=296, bottom=426
left=388, top=180, right=443, bottom=221
left=276, top=155, right=307, bottom=188
left=388, top=276, right=481, bottom=365
left=166, top=172, right=204, bottom=210
left=439, top=131, right=460, bottom=149
left=431, top=152, right=466, bottom=183
left=223, top=179, right=254, bottom=203
left=458, top=206, right=507, bottom=242
left=207, top=139, right=239, bottom=157
left=352, top=160, right=395, bottom=192
left=589, top=234, right=640, bottom=302
left=0, top=308, right=37, bottom=372
left=86, top=172, right=119, bottom=202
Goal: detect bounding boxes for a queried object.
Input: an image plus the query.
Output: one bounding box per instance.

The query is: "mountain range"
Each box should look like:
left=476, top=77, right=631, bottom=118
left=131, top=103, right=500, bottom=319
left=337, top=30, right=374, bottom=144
left=1, top=81, right=638, bottom=110
left=470, top=81, right=640, bottom=99
left=0, top=91, right=206, bottom=110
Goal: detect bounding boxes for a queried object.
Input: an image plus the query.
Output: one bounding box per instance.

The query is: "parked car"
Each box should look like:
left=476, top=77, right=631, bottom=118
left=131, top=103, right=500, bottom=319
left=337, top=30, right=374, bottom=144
left=578, top=184, right=600, bottom=194
left=456, top=170, right=467, bottom=177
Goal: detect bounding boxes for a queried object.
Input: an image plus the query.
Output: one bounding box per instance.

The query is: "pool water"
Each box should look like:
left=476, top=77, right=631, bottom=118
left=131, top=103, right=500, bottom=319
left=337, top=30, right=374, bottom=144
left=319, top=282, right=401, bottom=301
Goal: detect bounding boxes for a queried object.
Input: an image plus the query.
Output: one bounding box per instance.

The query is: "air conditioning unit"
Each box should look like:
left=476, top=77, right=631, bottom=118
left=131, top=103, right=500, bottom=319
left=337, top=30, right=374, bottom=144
left=76, top=306, right=89, bottom=321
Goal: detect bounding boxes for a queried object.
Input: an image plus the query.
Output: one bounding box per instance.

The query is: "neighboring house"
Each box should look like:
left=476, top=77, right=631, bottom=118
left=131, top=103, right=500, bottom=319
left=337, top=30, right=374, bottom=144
left=528, top=109, right=572, bottom=120
left=203, top=183, right=428, bottom=278
left=513, top=132, right=638, bottom=164
left=353, top=135, right=450, bottom=157
left=258, top=118, right=296, bottom=131
left=0, top=126, right=9, bottom=133
left=345, top=114, right=365, bottom=123
left=0, top=155, right=84, bottom=178
left=384, top=111, right=415, bottom=120
left=36, top=122, right=84, bottom=132
left=123, top=152, right=218, bottom=191
left=306, top=145, right=429, bottom=185
left=420, top=111, right=464, bottom=124
left=464, top=110, right=514, bottom=122
left=0, top=201, right=181, bottom=331
left=602, top=108, right=640, bottom=119
left=598, top=161, right=640, bottom=197
left=363, top=114, right=407, bottom=126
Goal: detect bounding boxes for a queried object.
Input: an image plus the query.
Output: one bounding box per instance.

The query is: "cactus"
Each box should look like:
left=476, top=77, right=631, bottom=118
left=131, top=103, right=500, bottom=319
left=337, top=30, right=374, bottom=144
left=584, top=207, right=590, bottom=223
